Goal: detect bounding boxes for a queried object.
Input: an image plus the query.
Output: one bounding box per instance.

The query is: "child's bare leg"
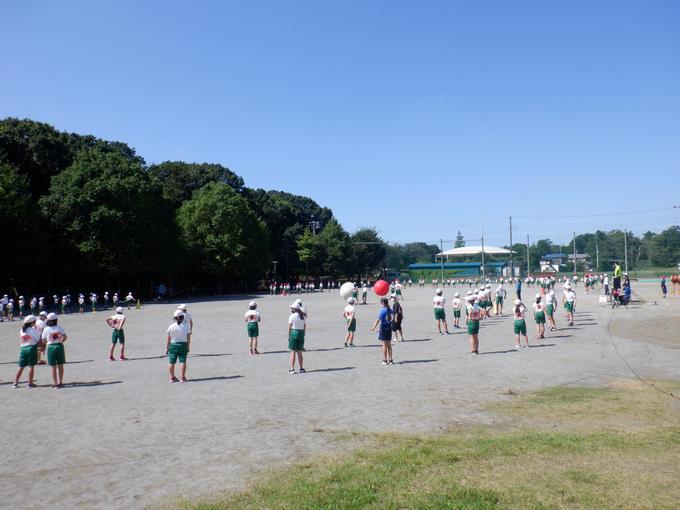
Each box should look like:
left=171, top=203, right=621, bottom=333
left=14, top=367, right=24, bottom=385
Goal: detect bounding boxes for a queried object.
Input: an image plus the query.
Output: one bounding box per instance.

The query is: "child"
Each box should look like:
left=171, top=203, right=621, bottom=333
left=35, top=311, right=48, bottom=365
left=244, top=301, right=261, bottom=354
left=18, top=296, right=25, bottom=319
left=513, top=299, right=529, bottom=348
left=361, top=283, right=368, bottom=304
left=78, top=294, right=85, bottom=314
left=288, top=302, right=306, bottom=373
left=433, top=289, right=450, bottom=335
left=166, top=310, right=190, bottom=383
left=126, top=292, right=135, bottom=309
left=42, top=312, right=68, bottom=388
left=370, top=298, right=394, bottom=365
left=563, top=285, right=576, bottom=326
left=451, top=292, right=462, bottom=328
left=495, top=285, right=506, bottom=316
left=661, top=276, right=668, bottom=299
left=466, top=296, right=481, bottom=354
left=106, top=306, right=128, bottom=361
left=533, top=293, right=546, bottom=339
left=545, top=290, right=558, bottom=331
left=343, top=297, right=357, bottom=347
left=13, top=315, right=40, bottom=388
left=176, top=304, right=194, bottom=336
left=390, top=294, right=404, bottom=341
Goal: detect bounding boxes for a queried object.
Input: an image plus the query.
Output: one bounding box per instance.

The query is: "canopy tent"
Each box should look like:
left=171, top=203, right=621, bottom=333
left=435, top=245, right=514, bottom=258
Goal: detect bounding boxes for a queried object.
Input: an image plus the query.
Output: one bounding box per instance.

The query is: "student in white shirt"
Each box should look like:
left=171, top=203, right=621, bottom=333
left=106, top=307, right=127, bottom=361
left=343, top=298, right=357, bottom=347
left=451, top=293, right=463, bottom=328
left=42, top=313, right=68, bottom=388
left=35, top=311, right=48, bottom=365
left=532, top=294, right=546, bottom=340
left=513, top=299, right=529, bottom=348
left=166, top=310, right=190, bottom=383
left=433, top=289, right=450, bottom=335
left=13, top=315, right=40, bottom=388
left=562, top=285, right=576, bottom=326
left=244, top=301, right=261, bottom=354
left=176, top=304, right=193, bottom=335
left=288, top=303, right=306, bottom=374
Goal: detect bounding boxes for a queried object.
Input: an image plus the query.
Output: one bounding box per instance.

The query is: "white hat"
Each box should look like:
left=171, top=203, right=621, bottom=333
left=436, top=289, right=442, bottom=295
left=290, top=302, right=301, bottom=310
left=173, top=310, right=184, bottom=318
left=549, top=290, right=555, bottom=295
left=249, top=301, right=257, bottom=308
left=465, top=295, right=474, bottom=302
left=486, top=284, right=491, bottom=288
left=294, top=299, right=302, bottom=305
left=39, top=311, right=47, bottom=317
left=467, top=291, right=473, bottom=295
left=115, top=306, right=124, bottom=313
left=535, top=293, right=541, bottom=299
left=23, top=315, right=37, bottom=324
left=454, top=292, right=460, bottom=298
left=565, top=284, right=571, bottom=289
left=347, top=297, right=355, bottom=304
left=19, top=295, right=24, bottom=299
left=514, top=299, right=521, bottom=305
left=177, top=304, right=187, bottom=311
left=47, top=313, right=58, bottom=321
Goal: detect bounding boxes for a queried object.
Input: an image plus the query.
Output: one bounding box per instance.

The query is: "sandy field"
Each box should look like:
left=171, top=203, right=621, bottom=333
left=1, top=280, right=679, bottom=509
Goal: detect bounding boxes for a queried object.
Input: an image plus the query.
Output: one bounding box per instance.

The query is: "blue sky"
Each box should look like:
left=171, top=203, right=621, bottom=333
left=3, top=0, right=679, bottom=247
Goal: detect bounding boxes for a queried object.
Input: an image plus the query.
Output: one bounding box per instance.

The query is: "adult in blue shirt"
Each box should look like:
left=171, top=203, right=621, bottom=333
left=515, top=278, right=522, bottom=300
left=370, top=298, right=394, bottom=365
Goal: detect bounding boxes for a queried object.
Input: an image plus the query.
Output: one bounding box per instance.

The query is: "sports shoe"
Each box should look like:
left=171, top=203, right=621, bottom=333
left=180, top=377, right=188, bottom=383
left=344, top=342, right=348, bottom=347
left=169, top=377, right=179, bottom=383
left=108, top=356, right=116, bottom=361
left=254, top=349, right=259, bottom=354
left=388, top=360, right=395, bottom=365
left=12, top=383, right=18, bottom=388
left=381, top=360, right=389, bottom=365
left=119, top=356, right=128, bottom=361
left=27, top=383, right=36, bottom=388
left=515, top=344, right=521, bottom=350
left=299, top=368, right=306, bottom=373
left=288, top=369, right=295, bottom=374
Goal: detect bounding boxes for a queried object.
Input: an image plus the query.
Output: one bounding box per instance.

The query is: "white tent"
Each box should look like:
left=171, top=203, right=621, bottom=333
left=435, top=245, right=514, bottom=258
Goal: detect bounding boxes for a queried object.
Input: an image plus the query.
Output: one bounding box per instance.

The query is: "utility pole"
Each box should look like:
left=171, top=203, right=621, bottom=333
left=308, top=215, right=320, bottom=235
left=623, top=229, right=628, bottom=273
left=526, top=234, right=530, bottom=276
left=481, top=217, right=486, bottom=280
left=440, top=239, right=444, bottom=283
left=595, top=239, right=599, bottom=271
left=573, top=231, right=577, bottom=276
left=509, top=216, right=514, bottom=278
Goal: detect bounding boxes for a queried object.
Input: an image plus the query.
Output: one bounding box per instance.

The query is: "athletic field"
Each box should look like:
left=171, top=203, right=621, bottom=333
left=1, top=282, right=679, bottom=509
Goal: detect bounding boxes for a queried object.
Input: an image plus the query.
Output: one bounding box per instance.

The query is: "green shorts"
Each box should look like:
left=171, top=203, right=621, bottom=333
left=47, top=343, right=66, bottom=366
left=111, top=329, right=125, bottom=344
left=247, top=322, right=259, bottom=337
left=434, top=308, right=446, bottom=321
left=19, top=345, right=38, bottom=367
left=495, top=297, right=503, bottom=305
left=347, top=318, right=356, bottom=332
left=168, top=342, right=188, bottom=364
left=467, top=320, right=479, bottom=335
left=514, top=319, right=527, bottom=335
left=565, top=302, right=574, bottom=313
left=453, top=309, right=461, bottom=318
left=289, top=329, right=305, bottom=351
left=547, top=304, right=554, bottom=317
left=535, top=312, right=545, bottom=324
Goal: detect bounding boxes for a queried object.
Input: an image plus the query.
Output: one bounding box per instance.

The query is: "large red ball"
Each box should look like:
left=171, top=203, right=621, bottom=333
left=373, top=279, right=389, bottom=296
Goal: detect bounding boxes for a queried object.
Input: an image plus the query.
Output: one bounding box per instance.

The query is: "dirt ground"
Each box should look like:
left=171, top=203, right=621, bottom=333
left=1, top=280, right=678, bottom=509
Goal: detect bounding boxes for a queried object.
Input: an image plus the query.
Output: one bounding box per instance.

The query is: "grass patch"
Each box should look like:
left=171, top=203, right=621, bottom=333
left=173, top=379, right=680, bottom=510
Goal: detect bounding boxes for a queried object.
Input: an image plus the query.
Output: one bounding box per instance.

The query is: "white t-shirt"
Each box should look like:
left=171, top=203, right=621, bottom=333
left=288, top=312, right=306, bottom=330
left=603, top=276, right=609, bottom=285
left=42, top=325, right=66, bottom=344
left=178, top=310, right=193, bottom=331
left=565, top=290, right=576, bottom=303
left=35, top=318, right=45, bottom=335
left=20, top=327, right=40, bottom=346
left=533, top=302, right=545, bottom=313
left=343, top=304, right=355, bottom=320
left=514, top=304, right=526, bottom=320
left=167, top=322, right=190, bottom=343
left=451, top=298, right=462, bottom=310
left=244, top=310, right=261, bottom=322
left=433, top=296, right=446, bottom=309
left=109, top=313, right=126, bottom=330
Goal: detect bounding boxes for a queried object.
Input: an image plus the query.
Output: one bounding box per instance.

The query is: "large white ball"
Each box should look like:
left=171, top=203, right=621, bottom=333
left=340, top=282, right=355, bottom=300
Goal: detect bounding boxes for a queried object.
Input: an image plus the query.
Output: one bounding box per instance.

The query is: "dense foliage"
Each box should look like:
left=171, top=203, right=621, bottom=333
left=2, top=118, right=679, bottom=296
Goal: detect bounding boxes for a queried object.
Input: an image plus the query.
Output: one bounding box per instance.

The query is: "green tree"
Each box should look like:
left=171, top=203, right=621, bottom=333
left=176, top=182, right=269, bottom=281
left=350, top=227, right=386, bottom=279
left=454, top=230, right=465, bottom=248
left=40, top=149, right=173, bottom=277
left=148, top=161, right=245, bottom=207
left=296, top=228, right=322, bottom=279
left=650, top=227, right=680, bottom=267
left=317, top=219, right=352, bottom=275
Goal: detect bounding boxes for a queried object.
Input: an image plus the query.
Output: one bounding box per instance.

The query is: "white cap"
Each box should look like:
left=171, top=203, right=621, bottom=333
left=290, top=302, right=301, bottom=310
left=177, top=304, right=187, bottom=311
left=173, top=310, right=184, bottom=318
left=294, top=299, right=302, bottom=305
left=465, top=295, right=474, bottom=301
left=535, top=293, right=541, bottom=299
left=23, top=315, right=37, bottom=324
left=115, top=306, right=124, bottom=313
left=39, top=311, right=47, bottom=317
left=486, top=284, right=491, bottom=288
left=467, top=291, right=473, bottom=295
left=436, top=289, right=442, bottom=295
left=347, top=297, right=355, bottom=304
left=454, top=292, right=460, bottom=297
left=249, top=301, right=257, bottom=308
left=514, top=299, right=521, bottom=305
left=47, top=313, right=58, bottom=321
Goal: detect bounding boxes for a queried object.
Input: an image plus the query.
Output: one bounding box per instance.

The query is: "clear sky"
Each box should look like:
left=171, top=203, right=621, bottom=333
left=3, top=0, right=679, bottom=248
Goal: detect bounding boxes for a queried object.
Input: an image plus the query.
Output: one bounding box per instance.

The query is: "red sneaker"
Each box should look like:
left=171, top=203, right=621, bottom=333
left=119, top=356, right=128, bottom=361
left=108, top=356, right=116, bottom=361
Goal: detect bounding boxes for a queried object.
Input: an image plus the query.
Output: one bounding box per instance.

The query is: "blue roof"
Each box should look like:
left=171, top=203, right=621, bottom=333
left=542, top=253, right=567, bottom=260
left=408, top=262, right=506, bottom=270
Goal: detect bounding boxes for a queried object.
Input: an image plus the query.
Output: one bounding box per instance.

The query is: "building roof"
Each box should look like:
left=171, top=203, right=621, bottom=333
left=542, top=253, right=567, bottom=260
left=435, top=245, right=515, bottom=257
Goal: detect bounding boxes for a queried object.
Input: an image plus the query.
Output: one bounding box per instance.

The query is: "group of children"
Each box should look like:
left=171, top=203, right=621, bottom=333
left=0, top=291, right=136, bottom=321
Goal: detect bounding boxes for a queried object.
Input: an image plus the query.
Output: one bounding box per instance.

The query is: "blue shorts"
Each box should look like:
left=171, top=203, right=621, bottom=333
left=378, top=327, right=392, bottom=342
